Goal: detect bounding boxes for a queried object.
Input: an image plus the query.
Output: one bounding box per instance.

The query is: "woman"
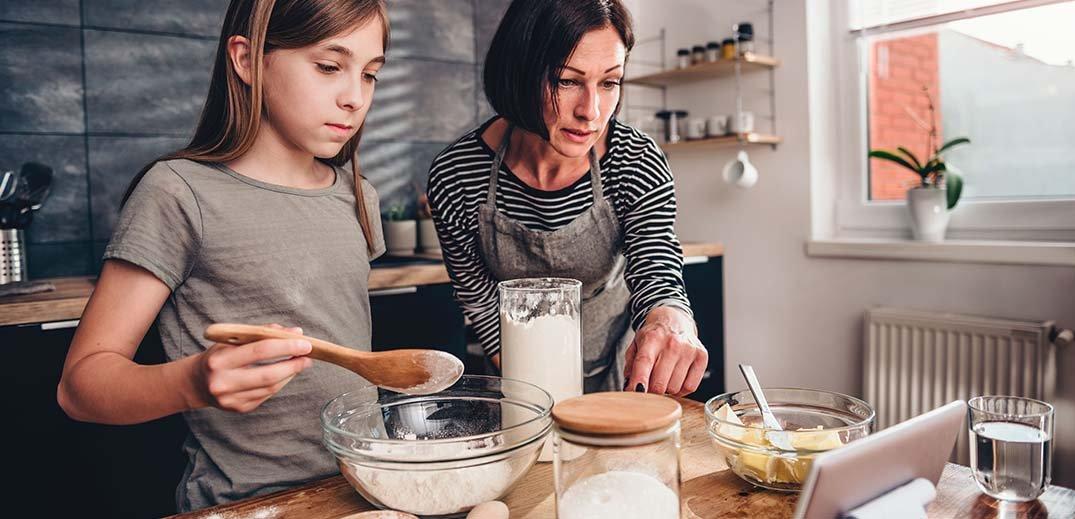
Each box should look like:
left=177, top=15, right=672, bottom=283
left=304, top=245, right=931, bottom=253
left=427, top=0, right=707, bottom=395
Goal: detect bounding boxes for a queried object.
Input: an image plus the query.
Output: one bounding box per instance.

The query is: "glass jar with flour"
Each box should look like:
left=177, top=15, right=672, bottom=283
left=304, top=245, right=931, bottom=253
left=499, top=278, right=583, bottom=461
left=552, top=392, right=683, bottom=519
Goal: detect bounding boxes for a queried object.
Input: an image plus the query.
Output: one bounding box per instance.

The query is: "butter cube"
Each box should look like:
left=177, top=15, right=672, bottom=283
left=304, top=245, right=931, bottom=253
left=791, top=426, right=844, bottom=451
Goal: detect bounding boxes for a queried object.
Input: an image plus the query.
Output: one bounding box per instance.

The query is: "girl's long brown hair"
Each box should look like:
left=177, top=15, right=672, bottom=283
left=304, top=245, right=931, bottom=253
left=124, top=0, right=389, bottom=253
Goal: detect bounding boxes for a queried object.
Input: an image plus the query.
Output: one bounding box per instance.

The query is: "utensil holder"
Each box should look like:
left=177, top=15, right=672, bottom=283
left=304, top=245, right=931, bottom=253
left=1, top=229, right=27, bottom=285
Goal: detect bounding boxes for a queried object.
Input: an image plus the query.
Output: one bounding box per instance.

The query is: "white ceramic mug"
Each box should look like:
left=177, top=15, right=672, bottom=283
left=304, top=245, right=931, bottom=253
left=685, top=117, right=707, bottom=140
left=729, top=111, right=755, bottom=134
left=722, top=150, right=758, bottom=188
left=706, top=115, right=730, bottom=137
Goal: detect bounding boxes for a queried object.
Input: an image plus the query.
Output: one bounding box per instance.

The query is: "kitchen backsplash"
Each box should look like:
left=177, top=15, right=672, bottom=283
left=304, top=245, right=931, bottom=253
left=0, top=0, right=508, bottom=278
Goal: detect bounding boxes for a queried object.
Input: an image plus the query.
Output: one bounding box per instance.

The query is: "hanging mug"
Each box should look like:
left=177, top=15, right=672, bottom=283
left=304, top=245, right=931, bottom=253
left=722, top=150, right=758, bottom=189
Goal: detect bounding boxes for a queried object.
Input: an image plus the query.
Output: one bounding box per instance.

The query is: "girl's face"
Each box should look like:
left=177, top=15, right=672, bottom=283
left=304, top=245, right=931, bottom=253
left=542, top=26, right=626, bottom=159
left=261, top=18, right=385, bottom=158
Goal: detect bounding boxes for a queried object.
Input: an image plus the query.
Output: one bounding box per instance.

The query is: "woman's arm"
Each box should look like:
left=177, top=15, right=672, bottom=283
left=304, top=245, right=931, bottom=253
left=57, top=259, right=314, bottom=425
left=429, top=208, right=503, bottom=366
left=617, top=140, right=707, bottom=396
left=427, top=154, right=504, bottom=366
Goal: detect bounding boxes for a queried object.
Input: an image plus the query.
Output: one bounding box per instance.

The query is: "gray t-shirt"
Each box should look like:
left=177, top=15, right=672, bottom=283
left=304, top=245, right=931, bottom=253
left=104, top=159, right=385, bottom=512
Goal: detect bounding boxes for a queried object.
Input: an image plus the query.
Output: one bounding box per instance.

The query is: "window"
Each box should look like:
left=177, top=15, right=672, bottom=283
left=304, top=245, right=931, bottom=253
left=834, top=0, right=1075, bottom=242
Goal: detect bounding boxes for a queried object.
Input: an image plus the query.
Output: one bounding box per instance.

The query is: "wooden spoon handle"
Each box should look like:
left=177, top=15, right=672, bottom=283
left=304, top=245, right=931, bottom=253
left=204, top=323, right=366, bottom=369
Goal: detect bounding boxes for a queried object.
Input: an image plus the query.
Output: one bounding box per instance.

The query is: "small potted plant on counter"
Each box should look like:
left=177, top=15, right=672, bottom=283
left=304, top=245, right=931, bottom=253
left=869, top=86, right=969, bottom=242
left=382, top=201, right=416, bottom=255
left=416, top=193, right=440, bottom=256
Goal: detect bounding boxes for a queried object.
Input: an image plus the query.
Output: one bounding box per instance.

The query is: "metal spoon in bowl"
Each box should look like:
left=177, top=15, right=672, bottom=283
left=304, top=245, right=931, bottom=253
left=738, top=364, right=794, bottom=451
left=205, top=323, right=464, bottom=395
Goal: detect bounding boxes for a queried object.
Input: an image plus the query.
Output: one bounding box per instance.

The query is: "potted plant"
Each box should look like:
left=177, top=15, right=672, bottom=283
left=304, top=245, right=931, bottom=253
left=868, top=86, right=969, bottom=242
left=416, top=193, right=440, bottom=255
left=382, top=201, right=416, bottom=255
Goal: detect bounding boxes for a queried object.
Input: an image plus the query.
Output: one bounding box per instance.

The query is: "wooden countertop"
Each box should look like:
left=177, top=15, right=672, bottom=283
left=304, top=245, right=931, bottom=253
left=170, top=396, right=1074, bottom=519
left=0, top=243, right=723, bottom=327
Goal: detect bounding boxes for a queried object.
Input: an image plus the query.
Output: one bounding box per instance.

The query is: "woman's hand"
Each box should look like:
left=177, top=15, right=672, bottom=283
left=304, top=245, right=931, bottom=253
left=191, top=324, right=313, bottom=413
left=623, top=307, right=708, bottom=396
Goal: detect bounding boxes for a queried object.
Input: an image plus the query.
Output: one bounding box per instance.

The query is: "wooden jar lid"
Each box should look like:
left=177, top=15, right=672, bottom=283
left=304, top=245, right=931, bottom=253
left=552, top=392, right=683, bottom=435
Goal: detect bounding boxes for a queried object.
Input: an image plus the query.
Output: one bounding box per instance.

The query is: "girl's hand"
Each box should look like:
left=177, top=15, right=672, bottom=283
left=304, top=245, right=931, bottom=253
left=623, top=307, right=708, bottom=397
left=193, top=324, right=313, bottom=413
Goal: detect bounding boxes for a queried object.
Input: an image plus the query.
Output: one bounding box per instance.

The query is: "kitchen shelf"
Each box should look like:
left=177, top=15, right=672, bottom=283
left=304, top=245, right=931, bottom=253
left=660, top=132, right=783, bottom=152
left=624, top=53, right=780, bottom=87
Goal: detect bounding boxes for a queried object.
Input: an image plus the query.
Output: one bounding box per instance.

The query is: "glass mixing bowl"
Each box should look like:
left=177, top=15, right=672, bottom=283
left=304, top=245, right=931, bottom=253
left=705, top=388, right=875, bottom=491
left=321, top=375, right=553, bottom=517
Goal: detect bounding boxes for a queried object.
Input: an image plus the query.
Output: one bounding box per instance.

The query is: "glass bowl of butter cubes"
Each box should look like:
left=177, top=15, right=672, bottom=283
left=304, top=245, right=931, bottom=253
left=705, top=388, right=875, bottom=491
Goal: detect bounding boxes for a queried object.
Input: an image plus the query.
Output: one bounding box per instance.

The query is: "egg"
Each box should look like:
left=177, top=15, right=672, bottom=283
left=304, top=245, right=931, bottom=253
left=467, top=500, right=510, bottom=519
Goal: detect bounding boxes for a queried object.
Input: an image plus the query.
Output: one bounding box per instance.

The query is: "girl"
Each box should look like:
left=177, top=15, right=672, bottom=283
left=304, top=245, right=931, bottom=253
left=57, top=0, right=389, bottom=511
left=428, top=0, right=708, bottom=396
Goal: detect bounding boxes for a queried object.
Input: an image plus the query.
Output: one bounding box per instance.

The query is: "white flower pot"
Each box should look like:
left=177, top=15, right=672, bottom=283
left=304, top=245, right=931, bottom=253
left=383, top=220, right=417, bottom=255
left=417, top=218, right=441, bottom=255
left=907, top=187, right=950, bottom=242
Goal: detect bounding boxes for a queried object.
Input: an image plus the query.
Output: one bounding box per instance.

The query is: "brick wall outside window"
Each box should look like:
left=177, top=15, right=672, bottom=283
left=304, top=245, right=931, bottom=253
left=868, top=35, right=941, bottom=201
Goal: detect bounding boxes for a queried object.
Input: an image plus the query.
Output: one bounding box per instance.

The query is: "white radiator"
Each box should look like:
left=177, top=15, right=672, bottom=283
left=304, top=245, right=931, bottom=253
left=863, top=307, right=1064, bottom=464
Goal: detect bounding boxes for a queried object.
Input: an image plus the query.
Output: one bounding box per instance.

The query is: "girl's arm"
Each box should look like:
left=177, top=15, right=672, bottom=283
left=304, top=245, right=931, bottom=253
left=57, top=259, right=313, bottom=425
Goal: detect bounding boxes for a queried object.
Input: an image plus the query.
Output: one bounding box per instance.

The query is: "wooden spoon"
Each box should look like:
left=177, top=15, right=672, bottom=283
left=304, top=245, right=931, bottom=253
left=204, top=323, right=463, bottom=395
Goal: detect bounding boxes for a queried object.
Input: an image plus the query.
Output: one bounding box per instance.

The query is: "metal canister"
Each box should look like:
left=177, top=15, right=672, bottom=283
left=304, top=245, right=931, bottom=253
left=1, top=229, right=27, bottom=285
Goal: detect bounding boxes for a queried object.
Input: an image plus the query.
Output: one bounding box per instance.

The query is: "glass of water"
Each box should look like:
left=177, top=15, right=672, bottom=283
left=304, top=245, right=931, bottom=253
left=968, top=396, right=1054, bottom=502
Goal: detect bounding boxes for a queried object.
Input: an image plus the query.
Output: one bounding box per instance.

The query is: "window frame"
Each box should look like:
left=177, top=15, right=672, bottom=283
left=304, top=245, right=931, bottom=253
left=833, top=0, right=1075, bottom=243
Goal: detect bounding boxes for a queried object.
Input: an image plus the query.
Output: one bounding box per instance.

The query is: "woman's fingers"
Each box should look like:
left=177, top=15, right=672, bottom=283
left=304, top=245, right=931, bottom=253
left=677, top=347, right=709, bottom=397
left=647, top=348, right=680, bottom=395
left=624, top=331, right=663, bottom=393
left=622, top=341, right=637, bottom=388
left=666, top=354, right=693, bottom=395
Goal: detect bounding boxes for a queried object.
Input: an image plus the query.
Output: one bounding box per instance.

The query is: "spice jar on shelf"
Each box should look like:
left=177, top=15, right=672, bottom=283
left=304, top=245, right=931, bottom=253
left=705, top=41, right=721, bottom=62
left=553, top=392, right=682, bottom=519
left=691, top=45, right=706, bottom=65
left=736, top=22, right=755, bottom=54
left=675, top=48, right=690, bottom=69
left=721, top=38, right=736, bottom=60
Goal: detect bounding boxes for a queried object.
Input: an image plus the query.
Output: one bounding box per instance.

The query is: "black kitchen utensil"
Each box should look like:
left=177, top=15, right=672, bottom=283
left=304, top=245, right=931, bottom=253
left=11, top=162, right=53, bottom=229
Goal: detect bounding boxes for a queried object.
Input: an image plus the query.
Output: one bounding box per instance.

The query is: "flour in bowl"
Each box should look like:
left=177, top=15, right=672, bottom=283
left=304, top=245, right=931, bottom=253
left=340, top=458, right=520, bottom=516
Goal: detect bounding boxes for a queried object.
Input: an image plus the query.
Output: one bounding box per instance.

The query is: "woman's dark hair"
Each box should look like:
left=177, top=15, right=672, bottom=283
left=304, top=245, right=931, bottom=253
left=483, top=0, right=634, bottom=140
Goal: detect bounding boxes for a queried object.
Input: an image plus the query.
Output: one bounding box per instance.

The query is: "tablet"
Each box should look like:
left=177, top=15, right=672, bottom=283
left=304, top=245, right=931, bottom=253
left=794, top=400, right=967, bottom=519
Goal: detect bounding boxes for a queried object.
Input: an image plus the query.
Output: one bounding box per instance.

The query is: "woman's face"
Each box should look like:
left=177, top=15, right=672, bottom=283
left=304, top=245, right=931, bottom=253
left=542, top=25, right=626, bottom=159
left=260, top=18, right=385, bottom=159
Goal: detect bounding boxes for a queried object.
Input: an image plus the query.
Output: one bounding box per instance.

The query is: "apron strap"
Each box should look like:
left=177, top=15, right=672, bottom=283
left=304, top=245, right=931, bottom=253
left=486, top=122, right=606, bottom=203
left=587, top=146, right=604, bottom=200
left=486, top=124, right=514, bottom=204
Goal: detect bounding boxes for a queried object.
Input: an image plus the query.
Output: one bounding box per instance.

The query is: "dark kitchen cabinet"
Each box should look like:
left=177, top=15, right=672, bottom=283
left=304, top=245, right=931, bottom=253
left=2, top=322, right=187, bottom=518
left=369, top=282, right=466, bottom=359
left=682, top=255, right=725, bottom=403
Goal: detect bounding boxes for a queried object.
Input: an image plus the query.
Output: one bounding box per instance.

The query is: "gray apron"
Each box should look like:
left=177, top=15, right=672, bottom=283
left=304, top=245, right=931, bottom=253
left=478, top=124, right=633, bottom=392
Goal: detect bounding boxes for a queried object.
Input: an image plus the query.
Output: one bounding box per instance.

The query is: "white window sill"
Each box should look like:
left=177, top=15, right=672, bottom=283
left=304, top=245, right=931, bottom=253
left=805, top=239, right=1075, bottom=267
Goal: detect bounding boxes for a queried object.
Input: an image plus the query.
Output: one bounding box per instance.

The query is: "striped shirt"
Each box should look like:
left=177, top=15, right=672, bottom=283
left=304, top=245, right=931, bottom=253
left=427, top=117, right=692, bottom=357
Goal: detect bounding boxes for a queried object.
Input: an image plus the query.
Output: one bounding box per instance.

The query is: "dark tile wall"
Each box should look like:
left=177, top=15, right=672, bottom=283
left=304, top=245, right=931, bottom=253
left=0, top=0, right=511, bottom=278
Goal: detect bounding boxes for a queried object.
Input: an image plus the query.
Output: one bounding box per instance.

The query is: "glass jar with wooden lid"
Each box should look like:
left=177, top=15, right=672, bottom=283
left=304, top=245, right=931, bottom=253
left=552, top=392, right=682, bottom=519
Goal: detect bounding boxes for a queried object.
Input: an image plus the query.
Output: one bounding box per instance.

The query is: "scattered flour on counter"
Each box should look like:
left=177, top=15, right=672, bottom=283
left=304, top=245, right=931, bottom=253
left=341, top=459, right=516, bottom=516
left=558, top=471, right=679, bottom=519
